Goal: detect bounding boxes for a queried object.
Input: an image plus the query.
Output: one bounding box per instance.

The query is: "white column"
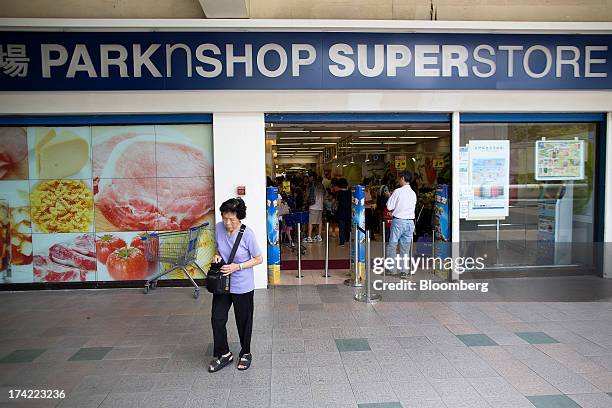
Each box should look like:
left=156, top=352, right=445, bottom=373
left=451, top=112, right=461, bottom=281
left=604, top=112, right=612, bottom=278
left=213, top=112, right=268, bottom=289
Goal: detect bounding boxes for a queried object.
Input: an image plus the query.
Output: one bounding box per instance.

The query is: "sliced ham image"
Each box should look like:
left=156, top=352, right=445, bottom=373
left=49, top=242, right=97, bottom=271
left=96, top=178, right=159, bottom=230
left=156, top=141, right=212, bottom=178
left=157, top=177, right=214, bottom=230
left=94, top=129, right=214, bottom=231
left=0, top=127, right=28, bottom=179
left=33, top=255, right=87, bottom=282
left=92, top=132, right=155, bottom=179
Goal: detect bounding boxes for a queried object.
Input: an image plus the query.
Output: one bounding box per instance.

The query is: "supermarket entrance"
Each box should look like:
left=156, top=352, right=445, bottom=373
left=264, top=114, right=452, bottom=285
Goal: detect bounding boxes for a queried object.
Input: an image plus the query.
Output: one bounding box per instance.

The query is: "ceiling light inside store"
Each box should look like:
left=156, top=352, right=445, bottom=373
left=320, top=136, right=342, bottom=139
left=311, top=130, right=354, bottom=133
left=302, top=142, right=337, bottom=145
left=399, top=136, right=439, bottom=139
left=406, top=129, right=449, bottom=132
left=365, top=129, right=406, bottom=132
left=358, top=136, right=398, bottom=139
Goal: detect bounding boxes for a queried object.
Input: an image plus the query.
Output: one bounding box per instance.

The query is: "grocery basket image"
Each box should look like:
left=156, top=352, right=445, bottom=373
left=141, top=222, right=209, bottom=298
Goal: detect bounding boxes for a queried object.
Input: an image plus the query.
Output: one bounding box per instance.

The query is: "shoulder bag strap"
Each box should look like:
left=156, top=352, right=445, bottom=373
left=227, top=224, right=246, bottom=264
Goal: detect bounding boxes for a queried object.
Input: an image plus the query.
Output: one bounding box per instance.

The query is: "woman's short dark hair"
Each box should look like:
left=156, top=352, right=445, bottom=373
left=220, top=198, right=247, bottom=220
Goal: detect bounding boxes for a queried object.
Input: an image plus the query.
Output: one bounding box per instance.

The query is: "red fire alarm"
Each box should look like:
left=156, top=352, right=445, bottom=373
left=237, top=186, right=246, bottom=196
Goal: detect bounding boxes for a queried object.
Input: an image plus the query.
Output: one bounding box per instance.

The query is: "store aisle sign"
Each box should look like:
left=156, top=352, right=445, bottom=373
left=468, top=140, right=510, bottom=220
left=0, top=32, right=610, bottom=90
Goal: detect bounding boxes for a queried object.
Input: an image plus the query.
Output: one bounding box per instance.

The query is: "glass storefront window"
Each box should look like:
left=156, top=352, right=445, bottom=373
left=459, top=122, right=598, bottom=272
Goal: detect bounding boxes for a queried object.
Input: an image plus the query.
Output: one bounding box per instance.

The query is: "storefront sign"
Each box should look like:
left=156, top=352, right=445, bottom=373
left=0, top=32, right=610, bottom=90
left=468, top=140, right=510, bottom=219
left=394, top=155, right=407, bottom=170
left=535, top=138, right=585, bottom=180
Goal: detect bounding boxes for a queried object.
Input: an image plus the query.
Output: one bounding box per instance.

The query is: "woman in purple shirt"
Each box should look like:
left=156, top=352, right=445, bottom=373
left=208, top=198, right=263, bottom=373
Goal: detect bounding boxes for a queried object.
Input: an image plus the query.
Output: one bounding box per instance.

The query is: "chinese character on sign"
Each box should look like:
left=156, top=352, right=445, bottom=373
left=0, top=44, right=30, bottom=77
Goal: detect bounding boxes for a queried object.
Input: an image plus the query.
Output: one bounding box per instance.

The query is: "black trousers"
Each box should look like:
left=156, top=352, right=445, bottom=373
left=211, top=290, right=254, bottom=358
left=337, top=216, right=352, bottom=245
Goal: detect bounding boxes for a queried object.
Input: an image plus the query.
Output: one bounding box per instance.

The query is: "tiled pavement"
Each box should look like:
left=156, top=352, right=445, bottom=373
left=1, top=284, right=612, bottom=407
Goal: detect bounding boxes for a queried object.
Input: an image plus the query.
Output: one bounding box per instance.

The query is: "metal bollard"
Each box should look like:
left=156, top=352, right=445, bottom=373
left=296, top=223, right=303, bottom=278
left=322, top=222, right=330, bottom=278
left=381, top=221, right=386, bottom=281
left=355, top=230, right=381, bottom=303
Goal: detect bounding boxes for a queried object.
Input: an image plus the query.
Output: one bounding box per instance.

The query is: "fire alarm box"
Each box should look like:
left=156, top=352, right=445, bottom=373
left=237, top=186, right=246, bottom=196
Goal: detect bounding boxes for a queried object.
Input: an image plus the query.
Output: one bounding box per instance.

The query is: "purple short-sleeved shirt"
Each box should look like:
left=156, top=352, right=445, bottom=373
left=215, top=222, right=262, bottom=294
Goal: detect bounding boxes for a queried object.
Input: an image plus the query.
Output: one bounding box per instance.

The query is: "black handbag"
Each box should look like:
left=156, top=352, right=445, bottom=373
left=206, top=224, right=246, bottom=295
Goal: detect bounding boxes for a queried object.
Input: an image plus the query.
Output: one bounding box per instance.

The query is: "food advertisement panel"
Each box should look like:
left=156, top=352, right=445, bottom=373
left=0, top=124, right=215, bottom=284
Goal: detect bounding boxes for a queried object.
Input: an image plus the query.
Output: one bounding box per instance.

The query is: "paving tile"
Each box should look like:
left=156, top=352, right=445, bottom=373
left=184, top=389, right=230, bottom=408
left=69, top=347, right=113, bottom=361
left=390, top=377, right=441, bottom=401
left=336, top=338, right=371, bottom=352
left=527, top=394, right=582, bottom=408
left=271, top=384, right=314, bottom=408
left=112, top=373, right=157, bottom=393
left=73, top=374, right=122, bottom=395
left=232, top=367, right=272, bottom=388
left=153, top=372, right=196, bottom=391
left=57, top=391, right=109, bottom=408
left=456, top=334, right=498, bottom=347
left=125, top=358, right=169, bottom=374
left=311, top=383, right=357, bottom=407
left=99, top=392, right=149, bottom=408
left=271, top=366, right=310, bottom=385
left=0, top=349, right=46, bottom=363
left=142, top=390, right=190, bottom=408
left=516, top=332, right=560, bottom=345
left=468, top=377, right=523, bottom=398
left=103, top=346, right=143, bottom=360
left=568, top=393, right=612, bottom=408
left=351, top=381, right=398, bottom=404
left=357, top=403, right=403, bottom=408
left=309, top=364, right=349, bottom=384
left=227, top=386, right=270, bottom=408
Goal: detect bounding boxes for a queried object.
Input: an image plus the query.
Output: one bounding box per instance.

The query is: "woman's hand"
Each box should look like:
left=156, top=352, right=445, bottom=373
left=221, top=263, right=240, bottom=276
left=213, top=254, right=223, bottom=263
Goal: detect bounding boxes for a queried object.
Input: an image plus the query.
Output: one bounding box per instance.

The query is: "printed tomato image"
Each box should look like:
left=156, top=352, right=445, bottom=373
left=95, top=234, right=126, bottom=264
left=106, top=247, right=148, bottom=281
left=130, top=232, right=156, bottom=255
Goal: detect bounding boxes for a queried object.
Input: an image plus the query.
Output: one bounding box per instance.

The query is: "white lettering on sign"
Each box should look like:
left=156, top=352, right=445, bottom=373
left=472, top=44, right=496, bottom=78
left=0, top=44, right=30, bottom=77
left=30, top=41, right=609, bottom=83
left=414, top=45, right=440, bottom=77
left=292, top=44, right=316, bottom=76
left=41, top=44, right=68, bottom=78
left=195, top=43, right=222, bottom=78
left=329, top=43, right=355, bottom=77
left=100, top=44, right=128, bottom=78
left=585, top=45, right=608, bottom=78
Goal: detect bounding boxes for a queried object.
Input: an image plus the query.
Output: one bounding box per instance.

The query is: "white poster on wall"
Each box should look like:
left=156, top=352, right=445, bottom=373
left=535, top=138, right=585, bottom=181
left=467, top=140, right=510, bottom=220
left=458, top=145, right=471, bottom=219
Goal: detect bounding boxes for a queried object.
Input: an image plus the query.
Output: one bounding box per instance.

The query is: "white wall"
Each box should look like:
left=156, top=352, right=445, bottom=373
left=213, top=113, right=268, bottom=289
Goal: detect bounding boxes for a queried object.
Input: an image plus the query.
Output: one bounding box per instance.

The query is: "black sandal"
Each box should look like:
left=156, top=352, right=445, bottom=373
left=208, top=352, right=233, bottom=373
left=237, top=353, right=252, bottom=370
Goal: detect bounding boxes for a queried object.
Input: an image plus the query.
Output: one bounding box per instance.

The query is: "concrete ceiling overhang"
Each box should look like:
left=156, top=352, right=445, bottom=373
left=198, top=0, right=248, bottom=18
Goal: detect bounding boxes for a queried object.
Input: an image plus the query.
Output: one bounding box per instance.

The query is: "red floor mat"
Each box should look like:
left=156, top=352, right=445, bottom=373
left=280, top=259, right=350, bottom=270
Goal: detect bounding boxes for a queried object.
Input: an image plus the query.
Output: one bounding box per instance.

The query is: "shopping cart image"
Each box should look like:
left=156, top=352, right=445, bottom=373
left=141, top=222, right=209, bottom=298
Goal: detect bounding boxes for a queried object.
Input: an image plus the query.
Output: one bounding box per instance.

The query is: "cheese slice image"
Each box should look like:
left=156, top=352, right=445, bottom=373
left=36, top=129, right=89, bottom=179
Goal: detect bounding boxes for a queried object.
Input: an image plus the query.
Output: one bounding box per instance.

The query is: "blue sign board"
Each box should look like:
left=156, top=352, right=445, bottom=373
left=0, top=32, right=610, bottom=90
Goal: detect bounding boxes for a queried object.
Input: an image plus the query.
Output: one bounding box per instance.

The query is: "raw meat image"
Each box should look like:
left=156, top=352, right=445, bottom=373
left=93, top=125, right=215, bottom=231
left=157, top=177, right=214, bottom=230
left=0, top=127, right=28, bottom=180
left=92, top=126, right=156, bottom=179
left=95, top=178, right=158, bottom=231
left=33, top=233, right=96, bottom=282
left=156, top=141, right=212, bottom=178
